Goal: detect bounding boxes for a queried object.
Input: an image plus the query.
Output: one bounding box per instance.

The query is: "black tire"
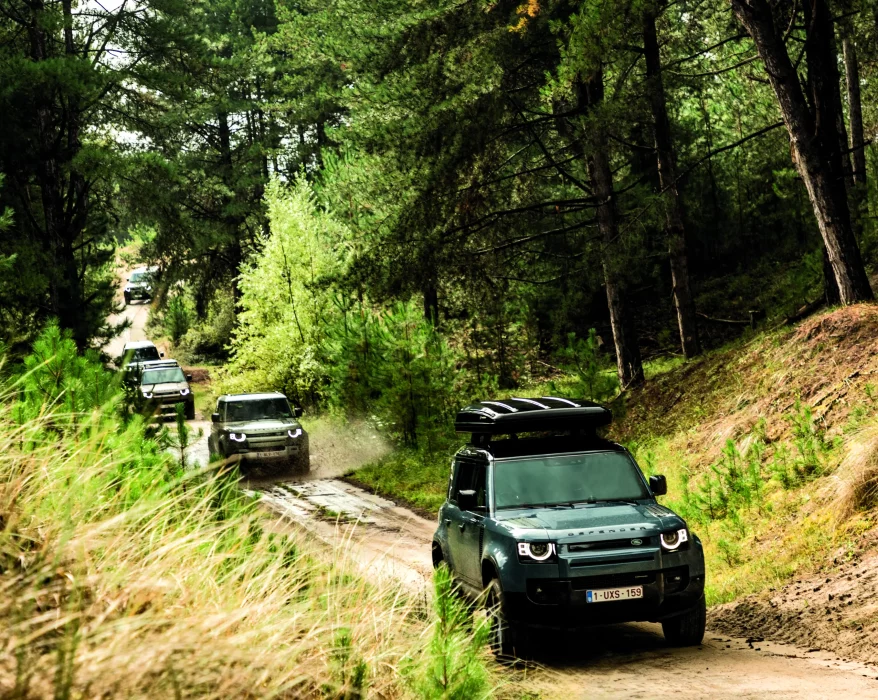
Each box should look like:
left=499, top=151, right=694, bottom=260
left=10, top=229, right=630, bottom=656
left=485, top=579, right=527, bottom=660
left=185, top=402, right=195, bottom=421
left=662, top=595, right=706, bottom=647
left=123, top=292, right=131, bottom=305
left=299, top=451, right=310, bottom=474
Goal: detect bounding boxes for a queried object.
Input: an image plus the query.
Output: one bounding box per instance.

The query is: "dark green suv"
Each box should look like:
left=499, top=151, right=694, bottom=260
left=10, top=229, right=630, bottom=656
left=431, top=398, right=706, bottom=658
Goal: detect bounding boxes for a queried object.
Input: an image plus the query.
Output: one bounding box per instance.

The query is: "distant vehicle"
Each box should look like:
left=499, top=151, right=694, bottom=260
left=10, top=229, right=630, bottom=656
left=124, top=266, right=157, bottom=305
left=121, top=340, right=163, bottom=372
left=138, top=360, right=195, bottom=420
left=432, top=398, right=706, bottom=659
left=209, top=392, right=309, bottom=473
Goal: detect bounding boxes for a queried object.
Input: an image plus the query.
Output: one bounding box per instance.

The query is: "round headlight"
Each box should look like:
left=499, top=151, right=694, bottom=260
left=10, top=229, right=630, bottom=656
left=229, top=433, right=247, bottom=442
left=529, top=542, right=550, bottom=558
left=660, top=528, right=689, bottom=551
left=661, top=531, right=679, bottom=548
left=180, top=388, right=190, bottom=396
left=287, top=428, right=303, bottom=439
left=142, top=391, right=153, bottom=399
left=517, top=542, right=555, bottom=561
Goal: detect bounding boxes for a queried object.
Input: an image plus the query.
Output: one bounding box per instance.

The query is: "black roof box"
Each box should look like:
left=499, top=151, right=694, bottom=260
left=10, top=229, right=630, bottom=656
left=455, top=397, right=612, bottom=435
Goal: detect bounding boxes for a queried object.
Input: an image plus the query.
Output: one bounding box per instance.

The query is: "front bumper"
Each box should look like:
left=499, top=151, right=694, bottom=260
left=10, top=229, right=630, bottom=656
left=505, top=567, right=704, bottom=628
left=500, top=543, right=705, bottom=628
left=126, top=287, right=152, bottom=300
left=147, top=395, right=194, bottom=416
left=226, top=440, right=307, bottom=464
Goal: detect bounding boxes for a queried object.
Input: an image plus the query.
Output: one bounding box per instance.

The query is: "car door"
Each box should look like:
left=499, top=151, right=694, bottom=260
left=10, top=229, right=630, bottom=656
left=447, top=458, right=487, bottom=587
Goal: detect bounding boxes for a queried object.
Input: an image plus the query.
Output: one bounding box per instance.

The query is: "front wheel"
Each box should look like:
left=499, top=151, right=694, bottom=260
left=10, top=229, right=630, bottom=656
left=485, top=579, right=526, bottom=660
left=185, top=402, right=195, bottom=420
left=662, top=595, right=706, bottom=647
left=123, top=292, right=131, bottom=305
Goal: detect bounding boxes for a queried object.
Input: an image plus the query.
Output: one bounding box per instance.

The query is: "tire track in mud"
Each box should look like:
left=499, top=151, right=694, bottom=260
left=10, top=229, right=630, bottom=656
left=250, top=477, right=878, bottom=699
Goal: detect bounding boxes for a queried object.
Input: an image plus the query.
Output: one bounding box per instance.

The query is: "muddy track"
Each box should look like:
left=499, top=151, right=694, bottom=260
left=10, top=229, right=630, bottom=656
left=253, top=476, right=878, bottom=698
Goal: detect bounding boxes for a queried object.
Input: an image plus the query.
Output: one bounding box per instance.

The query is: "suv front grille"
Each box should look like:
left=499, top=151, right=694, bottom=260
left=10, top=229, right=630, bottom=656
left=565, top=537, right=655, bottom=553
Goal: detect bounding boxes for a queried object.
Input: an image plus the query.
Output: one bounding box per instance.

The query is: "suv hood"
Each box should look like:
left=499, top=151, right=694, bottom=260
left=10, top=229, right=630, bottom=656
left=221, top=419, right=301, bottom=434
left=495, top=502, right=684, bottom=539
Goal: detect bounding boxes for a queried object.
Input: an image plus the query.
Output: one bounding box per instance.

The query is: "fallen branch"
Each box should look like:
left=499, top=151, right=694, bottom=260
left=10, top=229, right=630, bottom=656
left=784, top=298, right=824, bottom=326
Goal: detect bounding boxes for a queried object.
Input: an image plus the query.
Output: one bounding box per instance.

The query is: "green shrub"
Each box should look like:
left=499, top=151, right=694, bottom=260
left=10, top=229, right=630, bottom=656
left=406, top=565, right=492, bottom=700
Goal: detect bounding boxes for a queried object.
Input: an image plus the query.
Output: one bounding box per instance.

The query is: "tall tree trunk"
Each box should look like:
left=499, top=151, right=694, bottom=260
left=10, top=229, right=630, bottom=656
left=423, top=283, right=439, bottom=326
left=841, top=26, right=867, bottom=188
left=583, top=68, right=644, bottom=390
left=729, top=0, right=872, bottom=304
left=643, top=4, right=700, bottom=358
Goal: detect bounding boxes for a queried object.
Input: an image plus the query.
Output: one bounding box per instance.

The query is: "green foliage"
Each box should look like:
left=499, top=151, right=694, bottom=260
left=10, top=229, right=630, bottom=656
left=684, top=437, right=768, bottom=523
left=557, top=329, right=619, bottom=402
left=14, top=323, right=121, bottom=424
left=406, top=565, right=491, bottom=700
left=164, top=296, right=192, bottom=346
left=770, top=402, right=837, bottom=488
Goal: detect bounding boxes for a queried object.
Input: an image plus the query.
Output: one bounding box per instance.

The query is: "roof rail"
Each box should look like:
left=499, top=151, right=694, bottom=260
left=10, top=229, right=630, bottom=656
left=455, top=397, right=612, bottom=436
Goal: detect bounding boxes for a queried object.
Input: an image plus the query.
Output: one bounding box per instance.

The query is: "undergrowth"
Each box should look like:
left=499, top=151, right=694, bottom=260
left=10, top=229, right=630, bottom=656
left=0, top=325, right=495, bottom=698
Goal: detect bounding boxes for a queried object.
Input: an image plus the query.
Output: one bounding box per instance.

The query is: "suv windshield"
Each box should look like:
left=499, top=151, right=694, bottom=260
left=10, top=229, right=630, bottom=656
left=129, top=271, right=151, bottom=283
left=128, top=346, right=160, bottom=362
left=141, top=367, right=186, bottom=385
left=224, top=398, right=292, bottom=422
left=493, top=451, right=650, bottom=509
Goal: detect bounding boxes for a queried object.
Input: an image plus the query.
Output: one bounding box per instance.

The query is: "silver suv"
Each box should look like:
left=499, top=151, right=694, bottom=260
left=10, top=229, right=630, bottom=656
left=139, top=360, right=194, bottom=420
left=124, top=267, right=157, bottom=304
left=209, top=392, right=309, bottom=473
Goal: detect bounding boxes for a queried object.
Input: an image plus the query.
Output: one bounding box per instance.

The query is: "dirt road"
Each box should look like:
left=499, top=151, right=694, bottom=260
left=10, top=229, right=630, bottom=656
left=254, top=477, right=878, bottom=698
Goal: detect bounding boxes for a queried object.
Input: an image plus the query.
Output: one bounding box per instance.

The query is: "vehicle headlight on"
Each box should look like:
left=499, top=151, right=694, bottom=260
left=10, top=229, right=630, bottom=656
left=142, top=391, right=153, bottom=399
left=145, top=284, right=152, bottom=291
left=125, top=286, right=131, bottom=292
left=660, top=528, right=689, bottom=551
left=517, top=542, right=556, bottom=562
left=229, top=433, right=247, bottom=442
left=179, top=388, right=190, bottom=396
left=287, top=428, right=303, bottom=439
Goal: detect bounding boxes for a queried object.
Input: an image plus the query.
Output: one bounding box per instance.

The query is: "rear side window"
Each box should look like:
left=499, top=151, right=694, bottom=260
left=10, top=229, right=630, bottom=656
left=452, top=460, right=487, bottom=509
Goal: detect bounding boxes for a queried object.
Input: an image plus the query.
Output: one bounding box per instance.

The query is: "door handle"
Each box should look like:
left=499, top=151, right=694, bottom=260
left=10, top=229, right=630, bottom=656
left=444, top=519, right=451, bottom=526
left=459, top=518, right=478, bottom=531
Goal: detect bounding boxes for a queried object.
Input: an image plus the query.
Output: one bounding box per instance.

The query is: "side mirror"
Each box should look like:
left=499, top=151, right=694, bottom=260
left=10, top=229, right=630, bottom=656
left=160, top=352, right=164, bottom=358
left=211, top=412, right=220, bottom=423
left=186, top=374, right=193, bottom=382
left=649, top=474, right=668, bottom=497
left=294, top=406, right=303, bottom=418
left=457, top=489, right=478, bottom=512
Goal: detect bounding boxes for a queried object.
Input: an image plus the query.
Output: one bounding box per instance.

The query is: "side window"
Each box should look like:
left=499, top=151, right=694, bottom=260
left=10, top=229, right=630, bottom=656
left=452, top=460, right=487, bottom=511
left=451, top=460, right=474, bottom=503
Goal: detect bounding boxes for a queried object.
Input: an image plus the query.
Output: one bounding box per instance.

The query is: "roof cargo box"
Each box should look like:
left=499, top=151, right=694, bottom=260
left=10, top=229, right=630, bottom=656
left=455, top=397, right=612, bottom=436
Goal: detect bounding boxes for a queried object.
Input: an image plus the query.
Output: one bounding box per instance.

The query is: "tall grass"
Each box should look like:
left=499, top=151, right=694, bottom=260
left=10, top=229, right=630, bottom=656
left=0, top=328, right=494, bottom=699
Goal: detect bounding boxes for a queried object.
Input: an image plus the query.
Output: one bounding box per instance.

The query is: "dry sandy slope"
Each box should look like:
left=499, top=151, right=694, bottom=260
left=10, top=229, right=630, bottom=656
left=711, top=551, right=878, bottom=667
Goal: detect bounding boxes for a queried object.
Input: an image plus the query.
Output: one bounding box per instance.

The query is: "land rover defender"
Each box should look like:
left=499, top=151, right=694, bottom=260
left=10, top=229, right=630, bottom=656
left=209, top=392, right=309, bottom=473
left=138, top=360, right=195, bottom=420
left=431, top=397, right=706, bottom=658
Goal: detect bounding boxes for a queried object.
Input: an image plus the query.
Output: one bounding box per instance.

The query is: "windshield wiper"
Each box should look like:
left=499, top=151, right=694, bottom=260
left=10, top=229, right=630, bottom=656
left=576, top=499, right=640, bottom=507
